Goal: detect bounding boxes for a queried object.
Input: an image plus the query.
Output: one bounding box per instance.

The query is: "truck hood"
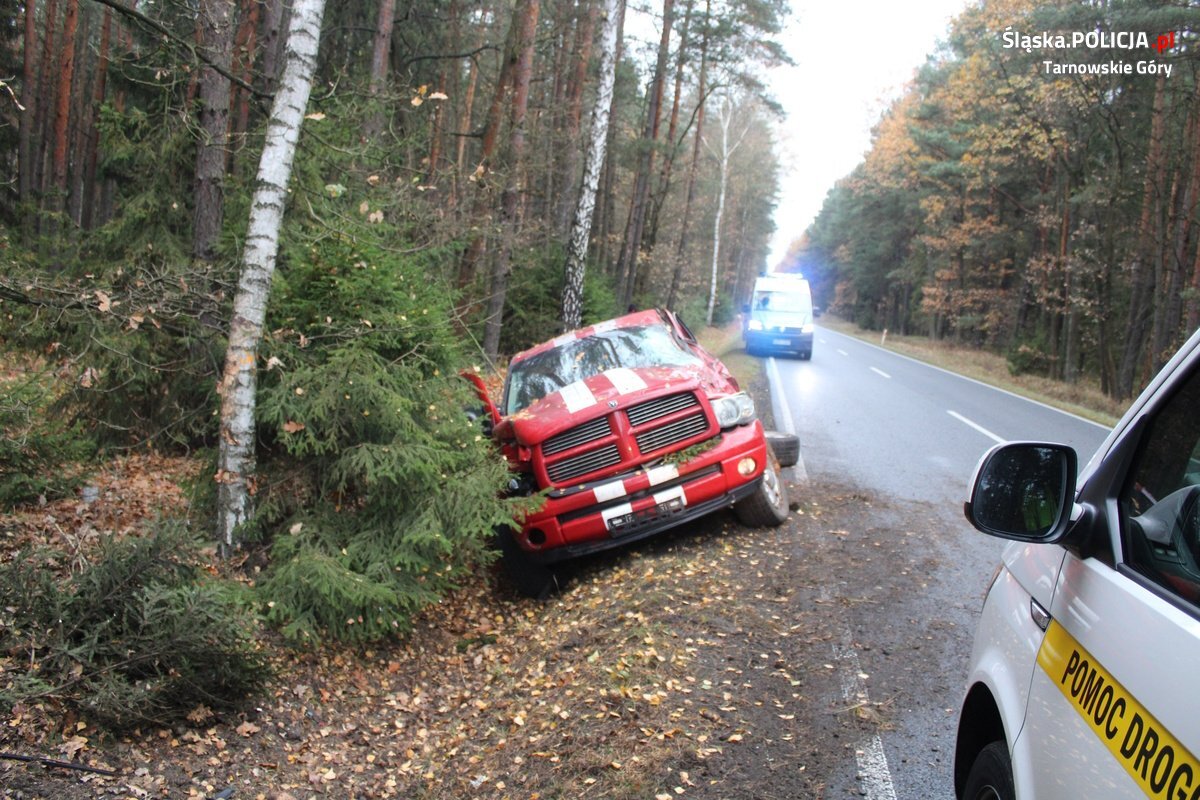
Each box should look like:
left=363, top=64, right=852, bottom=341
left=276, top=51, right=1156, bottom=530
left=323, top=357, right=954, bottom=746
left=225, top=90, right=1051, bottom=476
left=500, top=365, right=717, bottom=446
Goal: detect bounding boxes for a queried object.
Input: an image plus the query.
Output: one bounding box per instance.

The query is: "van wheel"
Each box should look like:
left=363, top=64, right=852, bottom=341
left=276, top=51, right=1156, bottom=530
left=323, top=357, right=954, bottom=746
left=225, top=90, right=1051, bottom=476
left=764, top=431, right=800, bottom=468
left=735, top=460, right=790, bottom=527
left=962, top=741, right=1014, bottom=800
left=495, top=526, right=558, bottom=599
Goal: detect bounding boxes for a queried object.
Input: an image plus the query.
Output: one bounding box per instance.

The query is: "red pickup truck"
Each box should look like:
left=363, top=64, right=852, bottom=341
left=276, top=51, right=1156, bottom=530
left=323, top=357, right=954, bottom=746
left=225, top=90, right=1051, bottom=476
left=468, top=308, right=793, bottom=596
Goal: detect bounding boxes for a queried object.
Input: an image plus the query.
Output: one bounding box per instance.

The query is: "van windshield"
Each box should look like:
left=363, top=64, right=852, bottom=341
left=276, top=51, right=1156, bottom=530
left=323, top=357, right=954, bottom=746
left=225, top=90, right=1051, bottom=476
left=753, top=291, right=809, bottom=312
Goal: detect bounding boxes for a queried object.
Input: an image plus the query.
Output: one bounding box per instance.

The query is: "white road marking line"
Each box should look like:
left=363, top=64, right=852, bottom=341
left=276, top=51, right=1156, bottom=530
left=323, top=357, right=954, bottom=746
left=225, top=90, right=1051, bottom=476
left=838, top=349, right=848, bottom=356
left=820, top=587, right=898, bottom=800
left=869, top=367, right=891, bottom=379
left=947, top=410, right=1005, bottom=444
left=766, top=357, right=808, bottom=484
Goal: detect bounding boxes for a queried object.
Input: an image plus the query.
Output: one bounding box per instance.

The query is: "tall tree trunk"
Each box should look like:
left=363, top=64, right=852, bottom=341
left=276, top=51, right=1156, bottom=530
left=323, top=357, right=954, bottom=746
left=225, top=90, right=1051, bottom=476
left=457, top=8, right=522, bottom=289
left=216, top=0, right=327, bottom=553
left=562, top=0, right=622, bottom=329
left=482, top=0, right=541, bottom=362
left=259, top=0, right=289, bottom=95
left=80, top=5, right=112, bottom=231
left=555, top=0, right=598, bottom=234
left=704, top=96, right=747, bottom=325
left=48, top=0, right=78, bottom=236
left=1117, top=74, right=1168, bottom=398
left=425, top=0, right=459, bottom=185
left=67, top=7, right=92, bottom=228
left=230, top=0, right=260, bottom=162
left=365, top=0, right=396, bottom=140
left=192, top=0, right=236, bottom=263
left=645, top=0, right=691, bottom=253
left=615, top=0, right=673, bottom=309
left=33, top=0, right=61, bottom=206
left=666, top=0, right=709, bottom=310
left=18, top=0, right=39, bottom=239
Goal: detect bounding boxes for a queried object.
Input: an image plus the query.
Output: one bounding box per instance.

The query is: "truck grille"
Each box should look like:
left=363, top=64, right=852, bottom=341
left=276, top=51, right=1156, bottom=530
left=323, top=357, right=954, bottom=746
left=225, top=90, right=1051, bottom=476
left=625, top=392, right=699, bottom=426
left=546, top=444, right=621, bottom=483
left=543, top=416, right=611, bottom=456
left=539, top=390, right=712, bottom=486
left=635, top=411, right=709, bottom=453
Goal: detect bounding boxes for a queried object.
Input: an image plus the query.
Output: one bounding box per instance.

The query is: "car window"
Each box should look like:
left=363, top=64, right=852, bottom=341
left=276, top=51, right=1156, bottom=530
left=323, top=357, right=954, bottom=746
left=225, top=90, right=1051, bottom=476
left=1120, top=364, right=1200, bottom=606
left=504, top=323, right=701, bottom=415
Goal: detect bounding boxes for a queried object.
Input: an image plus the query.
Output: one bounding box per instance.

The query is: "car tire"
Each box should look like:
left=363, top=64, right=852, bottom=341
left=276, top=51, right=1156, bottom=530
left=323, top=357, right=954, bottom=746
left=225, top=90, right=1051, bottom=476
left=734, top=459, right=790, bottom=527
left=961, top=741, right=1015, bottom=800
left=495, top=526, right=558, bottom=599
left=764, top=431, right=800, bottom=468
left=800, top=348, right=812, bottom=360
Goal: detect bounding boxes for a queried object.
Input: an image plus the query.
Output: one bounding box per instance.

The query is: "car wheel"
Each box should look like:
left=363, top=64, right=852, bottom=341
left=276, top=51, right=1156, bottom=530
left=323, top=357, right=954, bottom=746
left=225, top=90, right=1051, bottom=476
left=734, top=459, right=790, bottom=527
left=764, top=431, right=800, bottom=468
left=800, top=348, right=812, bottom=360
left=495, top=526, right=559, bottom=599
left=962, top=741, right=1014, bottom=800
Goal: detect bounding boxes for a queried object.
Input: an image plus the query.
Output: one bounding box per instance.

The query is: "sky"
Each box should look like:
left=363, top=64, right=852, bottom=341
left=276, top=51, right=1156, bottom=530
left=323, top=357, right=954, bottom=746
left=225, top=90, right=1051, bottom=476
left=765, top=0, right=969, bottom=269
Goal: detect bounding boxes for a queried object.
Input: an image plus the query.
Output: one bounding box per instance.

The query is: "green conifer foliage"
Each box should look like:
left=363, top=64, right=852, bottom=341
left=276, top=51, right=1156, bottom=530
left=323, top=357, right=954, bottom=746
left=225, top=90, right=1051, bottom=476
left=254, top=236, right=521, bottom=644
left=0, top=523, right=269, bottom=729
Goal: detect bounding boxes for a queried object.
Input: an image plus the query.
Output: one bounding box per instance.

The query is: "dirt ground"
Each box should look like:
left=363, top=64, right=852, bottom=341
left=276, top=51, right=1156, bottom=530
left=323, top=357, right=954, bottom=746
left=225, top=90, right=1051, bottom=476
left=2, top=369, right=925, bottom=800
left=3, top=473, right=911, bottom=800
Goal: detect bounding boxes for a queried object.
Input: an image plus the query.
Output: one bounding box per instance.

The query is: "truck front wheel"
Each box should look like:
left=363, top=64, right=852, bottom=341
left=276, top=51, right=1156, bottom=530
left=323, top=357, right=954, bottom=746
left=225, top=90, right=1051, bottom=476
left=495, top=526, right=558, bottom=599
left=734, top=460, right=790, bottom=527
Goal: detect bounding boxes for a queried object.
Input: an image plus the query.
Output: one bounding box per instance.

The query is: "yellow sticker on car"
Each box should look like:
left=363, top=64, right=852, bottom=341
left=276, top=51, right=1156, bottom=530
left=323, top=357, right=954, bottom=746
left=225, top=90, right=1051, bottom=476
left=1037, top=620, right=1200, bottom=799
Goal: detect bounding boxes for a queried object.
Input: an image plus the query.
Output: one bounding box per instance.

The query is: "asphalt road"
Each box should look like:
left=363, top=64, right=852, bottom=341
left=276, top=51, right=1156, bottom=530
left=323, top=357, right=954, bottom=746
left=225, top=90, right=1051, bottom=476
left=763, top=325, right=1111, bottom=800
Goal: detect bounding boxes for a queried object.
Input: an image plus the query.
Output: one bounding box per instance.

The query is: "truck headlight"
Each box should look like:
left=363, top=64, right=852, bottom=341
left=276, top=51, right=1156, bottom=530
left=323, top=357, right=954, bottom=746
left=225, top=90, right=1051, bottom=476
left=747, top=320, right=764, bottom=331
left=802, top=323, right=815, bottom=334
left=713, top=392, right=755, bottom=428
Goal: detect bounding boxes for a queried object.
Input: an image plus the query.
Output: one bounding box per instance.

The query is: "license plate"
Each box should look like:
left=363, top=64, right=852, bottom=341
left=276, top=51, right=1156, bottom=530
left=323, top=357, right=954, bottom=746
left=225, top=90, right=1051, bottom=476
left=773, top=338, right=790, bottom=346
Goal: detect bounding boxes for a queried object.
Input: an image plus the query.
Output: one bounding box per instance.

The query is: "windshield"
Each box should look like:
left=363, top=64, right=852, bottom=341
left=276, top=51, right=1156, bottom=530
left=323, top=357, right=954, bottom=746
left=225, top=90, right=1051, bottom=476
left=504, top=323, right=701, bottom=415
left=752, top=291, right=809, bottom=312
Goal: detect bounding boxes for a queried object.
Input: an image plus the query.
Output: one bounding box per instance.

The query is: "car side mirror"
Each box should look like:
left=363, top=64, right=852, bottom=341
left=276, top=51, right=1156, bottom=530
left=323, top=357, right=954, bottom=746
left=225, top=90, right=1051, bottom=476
left=965, top=442, right=1078, bottom=542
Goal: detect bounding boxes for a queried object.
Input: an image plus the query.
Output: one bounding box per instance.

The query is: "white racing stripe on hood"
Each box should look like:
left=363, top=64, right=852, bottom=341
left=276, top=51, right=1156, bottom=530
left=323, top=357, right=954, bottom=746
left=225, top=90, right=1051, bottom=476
left=558, top=380, right=597, bottom=413
left=604, top=367, right=648, bottom=395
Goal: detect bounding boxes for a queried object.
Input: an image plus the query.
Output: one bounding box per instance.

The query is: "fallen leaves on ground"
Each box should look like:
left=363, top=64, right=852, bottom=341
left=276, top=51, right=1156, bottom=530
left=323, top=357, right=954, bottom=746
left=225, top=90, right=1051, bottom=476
left=2, top=454, right=897, bottom=799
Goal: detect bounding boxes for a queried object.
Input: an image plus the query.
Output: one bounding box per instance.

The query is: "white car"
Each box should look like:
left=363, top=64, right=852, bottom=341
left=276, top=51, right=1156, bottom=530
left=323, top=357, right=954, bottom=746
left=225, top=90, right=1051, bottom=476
left=956, top=326, right=1200, bottom=800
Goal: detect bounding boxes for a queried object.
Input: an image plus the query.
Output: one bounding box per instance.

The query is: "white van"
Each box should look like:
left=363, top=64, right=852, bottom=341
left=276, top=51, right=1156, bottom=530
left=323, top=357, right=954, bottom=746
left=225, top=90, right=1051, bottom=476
left=955, top=326, right=1200, bottom=799
left=742, top=274, right=814, bottom=359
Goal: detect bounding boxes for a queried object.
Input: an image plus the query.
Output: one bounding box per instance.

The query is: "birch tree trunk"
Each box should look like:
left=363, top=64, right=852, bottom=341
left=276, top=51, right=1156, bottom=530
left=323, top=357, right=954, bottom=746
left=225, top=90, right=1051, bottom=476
left=216, top=0, right=326, bottom=553
left=705, top=95, right=747, bottom=326
left=561, top=0, right=622, bottom=330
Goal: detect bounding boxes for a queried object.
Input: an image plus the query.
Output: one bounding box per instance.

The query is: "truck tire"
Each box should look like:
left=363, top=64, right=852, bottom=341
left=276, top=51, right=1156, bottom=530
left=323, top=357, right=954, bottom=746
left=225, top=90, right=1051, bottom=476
left=764, top=431, right=800, bottom=468
left=734, top=459, right=790, bottom=528
left=495, top=526, right=558, bottom=599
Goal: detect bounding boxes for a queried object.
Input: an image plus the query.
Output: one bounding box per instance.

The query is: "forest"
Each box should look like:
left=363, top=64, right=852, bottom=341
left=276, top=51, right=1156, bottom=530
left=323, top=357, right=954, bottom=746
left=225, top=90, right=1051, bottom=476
left=796, top=0, right=1200, bottom=400
left=0, top=0, right=790, bottom=728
